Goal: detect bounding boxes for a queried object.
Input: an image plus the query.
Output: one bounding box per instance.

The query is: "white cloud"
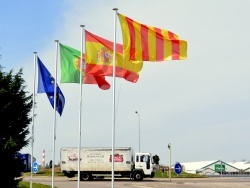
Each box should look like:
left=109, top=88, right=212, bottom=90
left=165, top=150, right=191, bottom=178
left=19, top=0, right=250, bottom=166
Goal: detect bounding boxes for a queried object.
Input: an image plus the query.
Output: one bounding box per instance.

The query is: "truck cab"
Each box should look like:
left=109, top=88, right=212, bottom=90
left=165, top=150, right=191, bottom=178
left=133, top=152, right=155, bottom=181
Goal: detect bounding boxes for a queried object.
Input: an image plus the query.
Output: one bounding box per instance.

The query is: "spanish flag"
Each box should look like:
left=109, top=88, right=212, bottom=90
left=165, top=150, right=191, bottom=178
left=118, top=13, right=187, bottom=62
left=60, top=43, right=110, bottom=90
left=85, top=30, right=143, bottom=83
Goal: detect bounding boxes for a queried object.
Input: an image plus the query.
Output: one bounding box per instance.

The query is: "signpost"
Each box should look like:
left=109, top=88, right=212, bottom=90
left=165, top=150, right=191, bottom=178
left=215, top=164, right=225, bottom=172
left=174, top=162, right=182, bottom=175
left=33, top=162, right=38, bottom=173
left=168, top=143, right=171, bottom=182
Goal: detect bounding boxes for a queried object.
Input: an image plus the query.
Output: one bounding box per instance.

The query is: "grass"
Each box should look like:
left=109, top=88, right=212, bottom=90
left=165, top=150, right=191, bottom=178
left=154, top=170, right=207, bottom=178
left=18, top=171, right=203, bottom=188
left=23, top=166, right=63, bottom=177
left=19, top=167, right=205, bottom=188
left=18, top=181, right=57, bottom=188
left=20, top=167, right=62, bottom=188
left=23, top=167, right=206, bottom=178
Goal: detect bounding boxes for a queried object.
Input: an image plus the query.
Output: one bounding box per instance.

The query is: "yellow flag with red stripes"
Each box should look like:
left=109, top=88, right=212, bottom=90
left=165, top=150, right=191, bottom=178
left=118, top=13, right=187, bottom=62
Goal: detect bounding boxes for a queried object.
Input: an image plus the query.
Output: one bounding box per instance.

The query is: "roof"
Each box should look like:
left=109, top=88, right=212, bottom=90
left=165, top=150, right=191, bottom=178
left=181, top=160, right=250, bottom=173
left=202, top=160, right=240, bottom=171
left=228, top=161, right=250, bottom=171
left=181, top=160, right=218, bottom=172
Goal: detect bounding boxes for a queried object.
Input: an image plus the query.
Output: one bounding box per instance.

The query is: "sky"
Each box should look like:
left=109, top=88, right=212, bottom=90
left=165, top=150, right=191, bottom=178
left=1, top=0, right=250, bottom=166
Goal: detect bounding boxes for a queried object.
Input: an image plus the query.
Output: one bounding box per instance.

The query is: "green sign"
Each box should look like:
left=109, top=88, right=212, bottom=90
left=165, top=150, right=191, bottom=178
left=215, top=164, right=225, bottom=172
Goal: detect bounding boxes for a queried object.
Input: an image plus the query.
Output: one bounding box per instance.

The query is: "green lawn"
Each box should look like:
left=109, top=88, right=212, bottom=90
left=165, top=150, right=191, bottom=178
left=18, top=181, right=57, bottom=188
left=20, top=168, right=205, bottom=188
left=154, top=170, right=207, bottom=178
left=20, top=167, right=62, bottom=188
left=23, top=167, right=63, bottom=177
left=23, top=167, right=206, bottom=179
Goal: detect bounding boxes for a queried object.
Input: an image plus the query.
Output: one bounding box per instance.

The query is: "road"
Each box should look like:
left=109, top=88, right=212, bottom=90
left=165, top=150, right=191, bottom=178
left=23, top=176, right=250, bottom=188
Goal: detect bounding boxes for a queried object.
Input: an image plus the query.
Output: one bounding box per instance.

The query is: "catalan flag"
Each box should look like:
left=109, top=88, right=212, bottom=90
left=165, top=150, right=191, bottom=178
left=85, top=30, right=143, bottom=83
left=118, top=13, right=187, bottom=62
left=59, top=43, right=110, bottom=90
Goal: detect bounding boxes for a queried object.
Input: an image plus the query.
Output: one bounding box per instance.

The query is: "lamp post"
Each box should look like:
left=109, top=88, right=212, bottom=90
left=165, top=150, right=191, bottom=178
left=135, top=111, right=140, bottom=153
left=168, top=143, right=171, bottom=182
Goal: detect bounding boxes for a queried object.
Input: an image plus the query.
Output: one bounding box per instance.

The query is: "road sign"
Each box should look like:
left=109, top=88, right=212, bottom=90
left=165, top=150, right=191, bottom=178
left=215, top=164, right=225, bottom=172
left=174, top=162, right=182, bottom=175
left=33, top=162, right=38, bottom=173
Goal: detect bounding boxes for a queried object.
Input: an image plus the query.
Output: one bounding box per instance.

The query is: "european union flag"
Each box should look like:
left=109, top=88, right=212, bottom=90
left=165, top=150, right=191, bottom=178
left=37, top=57, right=65, bottom=116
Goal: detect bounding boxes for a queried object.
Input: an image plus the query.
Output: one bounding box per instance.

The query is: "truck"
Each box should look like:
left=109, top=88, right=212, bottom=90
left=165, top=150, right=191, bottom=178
left=60, top=147, right=155, bottom=181
left=15, top=153, right=36, bottom=172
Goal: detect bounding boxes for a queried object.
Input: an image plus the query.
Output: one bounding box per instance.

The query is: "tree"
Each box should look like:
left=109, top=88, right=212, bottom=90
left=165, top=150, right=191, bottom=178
left=0, top=65, right=32, bottom=187
left=153, top=155, right=160, bottom=165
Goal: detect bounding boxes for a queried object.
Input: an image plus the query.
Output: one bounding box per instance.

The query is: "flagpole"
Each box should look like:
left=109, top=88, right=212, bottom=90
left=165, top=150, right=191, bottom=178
left=30, top=52, right=37, bottom=188
left=112, top=8, right=118, bottom=188
left=52, top=40, right=59, bottom=188
left=77, top=24, right=85, bottom=188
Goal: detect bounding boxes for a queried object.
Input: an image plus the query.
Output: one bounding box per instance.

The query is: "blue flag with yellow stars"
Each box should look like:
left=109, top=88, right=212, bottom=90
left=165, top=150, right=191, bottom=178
left=37, top=57, right=65, bottom=116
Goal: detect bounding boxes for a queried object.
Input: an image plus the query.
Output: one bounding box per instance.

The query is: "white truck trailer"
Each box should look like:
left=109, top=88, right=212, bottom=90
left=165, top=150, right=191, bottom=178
left=60, top=147, right=155, bottom=181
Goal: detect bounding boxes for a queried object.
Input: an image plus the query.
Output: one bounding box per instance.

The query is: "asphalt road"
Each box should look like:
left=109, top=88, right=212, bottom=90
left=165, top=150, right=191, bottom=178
left=23, top=176, right=250, bottom=188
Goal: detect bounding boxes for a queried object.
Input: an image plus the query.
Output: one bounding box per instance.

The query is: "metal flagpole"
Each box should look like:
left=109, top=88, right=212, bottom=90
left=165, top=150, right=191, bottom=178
left=77, top=24, right=85, bottom=188
left=112, top=8, right=118, bottom=188
left=31, top=52, right=37, bottom=188
left=135, top=111, right=140, bottom=152
left=52, top=40, right=59, bottom=188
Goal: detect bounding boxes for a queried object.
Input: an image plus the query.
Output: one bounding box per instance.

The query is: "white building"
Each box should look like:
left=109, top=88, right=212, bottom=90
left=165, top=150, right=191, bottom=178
left=181, top=160, right=250, bottom=175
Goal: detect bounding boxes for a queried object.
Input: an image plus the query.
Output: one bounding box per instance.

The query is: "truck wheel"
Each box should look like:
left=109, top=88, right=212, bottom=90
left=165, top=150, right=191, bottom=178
left=64, top=171, right=75, bottom=178
left=133, top=172, right=143, bottom=181
left=80, top=172, right=92, bottom=181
